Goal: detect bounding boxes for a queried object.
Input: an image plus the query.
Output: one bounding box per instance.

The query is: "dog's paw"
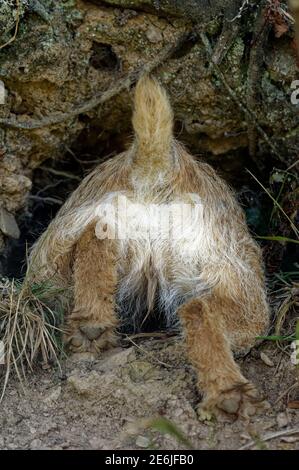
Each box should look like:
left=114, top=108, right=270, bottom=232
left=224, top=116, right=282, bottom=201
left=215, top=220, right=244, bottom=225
left=65, top=321, right=117, bottom=354
left=197, top=382, right=269, bottom=422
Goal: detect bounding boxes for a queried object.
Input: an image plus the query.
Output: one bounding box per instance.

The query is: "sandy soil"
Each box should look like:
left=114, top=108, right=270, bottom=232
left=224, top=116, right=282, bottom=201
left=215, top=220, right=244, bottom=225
left=1, top=337, right=298, bottom=450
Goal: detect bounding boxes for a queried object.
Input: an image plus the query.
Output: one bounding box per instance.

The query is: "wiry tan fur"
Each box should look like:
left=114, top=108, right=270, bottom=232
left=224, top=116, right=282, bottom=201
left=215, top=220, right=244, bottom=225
left=28, top=76, right=270, bottom=419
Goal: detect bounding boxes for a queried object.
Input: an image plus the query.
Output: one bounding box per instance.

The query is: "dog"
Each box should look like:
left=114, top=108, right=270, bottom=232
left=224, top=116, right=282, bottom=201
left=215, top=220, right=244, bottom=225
left=28, top=76, right=270, bottom=419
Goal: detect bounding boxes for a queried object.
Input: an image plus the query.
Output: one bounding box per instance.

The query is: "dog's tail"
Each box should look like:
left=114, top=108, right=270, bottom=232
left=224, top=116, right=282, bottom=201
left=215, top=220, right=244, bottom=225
left=132, top=75, right=174, bottom=172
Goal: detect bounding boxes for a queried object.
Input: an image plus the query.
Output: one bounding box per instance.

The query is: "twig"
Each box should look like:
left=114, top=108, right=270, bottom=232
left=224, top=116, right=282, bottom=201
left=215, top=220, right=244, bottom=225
left=0, top=0, right=21, bottom=51
left=124, top=334, right=173, bottom=369
left=200, top=31, right=285, bottom=163
left=35, top=178, right=70, bottom=196
left=0, top=33, right=191, bottom=130
left=29, top=195, right=63, bottom=205
left=274, top=382, right=298, bottom=405
left=39, top=166, right=81, bottom=181
left=230, top=0, right=250, bottom=22
left=246, top=169, right=299, bottom=238
left=239, top=427, right=299, bottom=449
left=123, top=331, right=177, bottom=341
left=287, top=159, right=299, bottom=171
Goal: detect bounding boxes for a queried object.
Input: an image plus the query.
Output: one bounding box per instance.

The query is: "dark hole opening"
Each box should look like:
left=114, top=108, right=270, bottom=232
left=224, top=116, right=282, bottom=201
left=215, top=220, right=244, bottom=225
left=89, top=42, right=121, bottom=71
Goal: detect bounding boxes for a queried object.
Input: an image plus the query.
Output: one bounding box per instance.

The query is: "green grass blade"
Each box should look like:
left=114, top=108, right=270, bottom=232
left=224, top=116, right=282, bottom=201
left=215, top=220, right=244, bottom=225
left=256, top=236, right=299, bottom=245
left=148, top=417, right=194, bottom=449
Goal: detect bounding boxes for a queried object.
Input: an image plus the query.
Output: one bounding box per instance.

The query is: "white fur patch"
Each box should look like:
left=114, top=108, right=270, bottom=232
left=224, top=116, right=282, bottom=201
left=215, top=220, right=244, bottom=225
left=41, top=186, right=255, bottom=329
left=92, top=191, right=216, bottom=327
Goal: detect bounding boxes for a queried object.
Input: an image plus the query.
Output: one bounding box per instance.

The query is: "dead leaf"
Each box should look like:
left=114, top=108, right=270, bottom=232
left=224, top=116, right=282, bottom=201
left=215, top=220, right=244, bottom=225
left=287, top=400, right=299, bottom=409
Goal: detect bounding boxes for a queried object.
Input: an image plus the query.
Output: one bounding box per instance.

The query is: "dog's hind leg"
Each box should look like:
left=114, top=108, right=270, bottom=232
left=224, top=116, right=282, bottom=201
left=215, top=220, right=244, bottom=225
left=178, top=286, right=269, bottom=420
left=65, top=223, right=118, bottom=355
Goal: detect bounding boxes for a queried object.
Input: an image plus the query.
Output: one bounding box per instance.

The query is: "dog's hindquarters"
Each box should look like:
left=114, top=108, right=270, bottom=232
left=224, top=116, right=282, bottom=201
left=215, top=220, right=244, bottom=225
left=26, top=74, right=271, bottom=420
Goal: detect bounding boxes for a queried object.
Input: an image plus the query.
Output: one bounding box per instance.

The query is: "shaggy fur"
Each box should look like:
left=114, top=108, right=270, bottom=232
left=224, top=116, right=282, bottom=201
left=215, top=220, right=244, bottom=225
left=28, top=76, right=270, bottom=419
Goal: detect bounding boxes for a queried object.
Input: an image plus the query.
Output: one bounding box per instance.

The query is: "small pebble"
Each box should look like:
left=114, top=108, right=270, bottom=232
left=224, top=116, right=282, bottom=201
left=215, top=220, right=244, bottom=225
left=44, top=386, right=61, bottom=404
left=146, top=26, right=163, bottom=43
left=136, top=435, right=150, bottom=448
left=276, top=412, right=289, bottom=428
left=260, top=352, right=274, bottom=367
left=281, top=436, right=299, bottom=443
left=30, top=439, right=42, bottom=450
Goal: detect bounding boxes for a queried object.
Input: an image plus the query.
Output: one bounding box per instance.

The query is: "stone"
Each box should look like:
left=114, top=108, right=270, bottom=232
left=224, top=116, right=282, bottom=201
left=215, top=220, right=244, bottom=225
left=67, top=370, right=99, bottom=396
left=276, top=412, right=289, bottom=428
left=281, top=436, right=299, bottom=443
left=97, top=347, right=134, bottom=371
left=136, top=435, right=150, bottom=448
left=0, top=207, right=20, bottom=239
left=260, top=352, right=274, bottom=367
left=44, top=386, right=61, bottom=405
left=145, top=25, right=163, bottom=43
left=1, top=175, right=32, bottom=194
left=30, top=439, right=43, bottom=450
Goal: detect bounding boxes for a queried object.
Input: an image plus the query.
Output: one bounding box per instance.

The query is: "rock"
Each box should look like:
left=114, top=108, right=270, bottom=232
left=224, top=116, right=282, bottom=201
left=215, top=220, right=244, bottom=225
left=44, top=386, right=61, bottom=405
left=97, top=347, right=135, bottom=371
left=173, top=407, right=184, bottom=418
left=1, top=175, right=32, bottom=194
left=7, top=443, right=18, bottom=450
left=276, top=412, right=289, bottom=428
left=136, top=435, right=150, bottom=448
left=0, top=207, right=20, bottom=239
left=30, top=439, right=43, bottom=450
left=67, top=370, right=100, bottom=396
left=61, top=441, right=71, bottom=449
left=281, top=436, right=299, bottom=443
left=89, top=437, right=104, bottom=449
left=260, top=352, right=274, bottom=367
left=146, top=26, right=163, bottom=43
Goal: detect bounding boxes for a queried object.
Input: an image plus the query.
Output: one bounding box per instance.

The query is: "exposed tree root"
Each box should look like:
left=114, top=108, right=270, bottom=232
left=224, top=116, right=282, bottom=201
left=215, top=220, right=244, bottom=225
left=0, top=0, right=21, bottom=51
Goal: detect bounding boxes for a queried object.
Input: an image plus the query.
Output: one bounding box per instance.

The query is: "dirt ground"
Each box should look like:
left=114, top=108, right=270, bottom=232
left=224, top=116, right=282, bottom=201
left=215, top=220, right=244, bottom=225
left=0, top=336, right=298, bottom=450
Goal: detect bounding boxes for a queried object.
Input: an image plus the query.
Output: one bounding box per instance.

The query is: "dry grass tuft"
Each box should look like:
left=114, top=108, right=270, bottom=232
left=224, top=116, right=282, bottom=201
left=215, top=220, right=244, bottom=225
left=0, top=277, right=65, bottom=401
left=272, top=276, right=299, bottom=341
